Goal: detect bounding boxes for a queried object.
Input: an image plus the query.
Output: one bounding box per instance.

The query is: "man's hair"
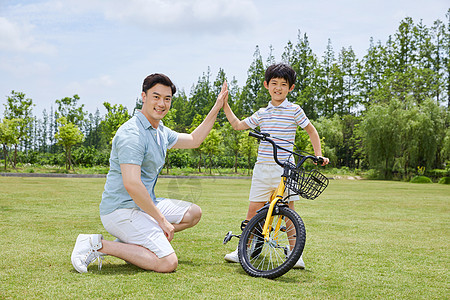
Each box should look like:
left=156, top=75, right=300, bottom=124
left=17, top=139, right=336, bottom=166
left=142, top=73, right=177, bottom=95
left=265, top=63, right=297, bottom=88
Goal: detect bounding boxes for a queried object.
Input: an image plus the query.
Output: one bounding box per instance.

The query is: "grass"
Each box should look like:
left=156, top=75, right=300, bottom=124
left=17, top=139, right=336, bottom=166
left=1, top=164, right=254, bottom=177
left=0, top=177, right=448, bottom=299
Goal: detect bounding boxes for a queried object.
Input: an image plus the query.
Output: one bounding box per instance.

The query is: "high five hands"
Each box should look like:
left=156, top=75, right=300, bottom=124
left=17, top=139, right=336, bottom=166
left=214, top=81, right=229, bottom=110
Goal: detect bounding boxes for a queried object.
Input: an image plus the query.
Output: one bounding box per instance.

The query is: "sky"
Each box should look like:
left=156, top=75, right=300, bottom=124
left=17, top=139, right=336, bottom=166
left=0, top=0, right=448, bottom=117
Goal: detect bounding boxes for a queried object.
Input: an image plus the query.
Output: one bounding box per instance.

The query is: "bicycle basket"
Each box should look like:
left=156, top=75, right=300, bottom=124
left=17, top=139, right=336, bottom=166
left=284, top=162, right=329, bottom=200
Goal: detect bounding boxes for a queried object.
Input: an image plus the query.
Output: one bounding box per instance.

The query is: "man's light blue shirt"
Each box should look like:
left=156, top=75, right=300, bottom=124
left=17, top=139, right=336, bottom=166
left=99, top=111, right=178, bottom=216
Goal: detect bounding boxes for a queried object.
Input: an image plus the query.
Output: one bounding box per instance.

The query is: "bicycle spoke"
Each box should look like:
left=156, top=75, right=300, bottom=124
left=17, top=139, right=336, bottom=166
left=239, top=207, right=305, bottom=278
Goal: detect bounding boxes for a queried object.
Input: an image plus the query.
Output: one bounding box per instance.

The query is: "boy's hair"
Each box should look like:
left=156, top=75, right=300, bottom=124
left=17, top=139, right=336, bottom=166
left=142, top=73, right=177, bottom=95
left=265, top=63, right=297, bottom=88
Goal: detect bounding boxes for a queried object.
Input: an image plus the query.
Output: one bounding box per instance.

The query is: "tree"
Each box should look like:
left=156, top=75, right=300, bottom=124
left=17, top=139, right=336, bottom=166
left=240, top=134, right=258, bottom=174
left=83, top=109, right=102, bottom=149
left=0, top=118, right=19, bottom=170
left=221, top=123, right=245, bottom=173
left=317, top=39, right=343, bottom=117
left=170, top=90, right=190, bottom=131
left=201, top=128, right=223, bottom=174
left=162, top=107, right=177, bottom=174
left=100, top=102, right=131, bottom=147
left=55, top=95, right=86, bottom=127
left=240, top=46, right=266, bottom=116
left=3, top=91, right=34, bottom=167
left=338, top=46, right=359, bottom=114
left=431, top=18, right=447, bottom=104
left=358, top=38, right=387, bottom=109
left=188, top=114, right=205, bottom=172
left=313, top=115, right=344, bottom=167
left=441, top=9, right=450, bottom=108
left=55, top=117, right=84, bottom=171
left=359, top=100, right=403, bottom=178
left=39, top=109, right=49, bottom=152
left=212, top=68, right=228, bottom=125
left=405, top=98, right=447, bottom=171
left=287, top=31, right=320, bottom=119
left=189, top=68, right=215, bottom=121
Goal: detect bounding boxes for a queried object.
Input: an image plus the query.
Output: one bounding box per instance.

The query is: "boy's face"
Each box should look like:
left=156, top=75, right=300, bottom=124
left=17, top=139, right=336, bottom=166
left=141, top=83, right=172, bottom=128
left=264, top=77, right=294, bottom=105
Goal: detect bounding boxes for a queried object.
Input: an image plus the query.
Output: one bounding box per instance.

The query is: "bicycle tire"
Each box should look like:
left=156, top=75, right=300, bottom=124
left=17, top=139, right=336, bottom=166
left=238, top=207, right=306, bottom=279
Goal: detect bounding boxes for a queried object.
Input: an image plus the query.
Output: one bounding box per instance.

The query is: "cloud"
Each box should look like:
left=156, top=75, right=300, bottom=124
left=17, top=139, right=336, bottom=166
left=0, top=17, right=56, bottom=54
left=80, top=0, right=259, bottom=33
left=65, top=74, right=116, bottom=96
left=87, top=75, right=115, bottom=88
left=0, top=56, right=51, bottom=78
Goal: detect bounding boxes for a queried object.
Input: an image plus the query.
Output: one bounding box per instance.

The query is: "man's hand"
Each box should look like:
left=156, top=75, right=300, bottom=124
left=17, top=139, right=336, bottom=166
left=158, top=217, right=175, bottom=242
left=215, top=81, right=228, bottom=110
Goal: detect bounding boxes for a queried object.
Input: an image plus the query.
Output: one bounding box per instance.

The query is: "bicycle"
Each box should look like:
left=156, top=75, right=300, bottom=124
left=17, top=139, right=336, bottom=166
left=223, top=130, right=329, bottom=279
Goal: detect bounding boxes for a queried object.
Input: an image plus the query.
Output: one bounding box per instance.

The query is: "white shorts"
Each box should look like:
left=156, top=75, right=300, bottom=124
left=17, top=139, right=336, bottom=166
left=100, top=199, right=192, bottom=258
left=249, top=163, right=300, bottom=202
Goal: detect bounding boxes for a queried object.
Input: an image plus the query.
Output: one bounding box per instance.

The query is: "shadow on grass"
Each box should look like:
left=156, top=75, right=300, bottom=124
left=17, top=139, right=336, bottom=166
left=219, top=261, right=314, bottom=282
left=177, top=259, right=202, bottom=267
left=76, top=259, right=210, bottom=275
left=82, top=262, right=147, bottom=275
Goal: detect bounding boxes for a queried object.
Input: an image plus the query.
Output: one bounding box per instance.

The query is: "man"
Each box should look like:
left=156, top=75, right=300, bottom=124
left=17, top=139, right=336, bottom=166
left=71, top=73, right=228, bottom=273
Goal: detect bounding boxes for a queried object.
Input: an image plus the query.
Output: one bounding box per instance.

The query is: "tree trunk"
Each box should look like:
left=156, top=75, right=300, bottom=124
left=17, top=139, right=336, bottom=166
left=197, top=153, right=202, bottom=173
left=2, top=144, right=7, bottom=170
left=13, top=144, right=18, bottom=168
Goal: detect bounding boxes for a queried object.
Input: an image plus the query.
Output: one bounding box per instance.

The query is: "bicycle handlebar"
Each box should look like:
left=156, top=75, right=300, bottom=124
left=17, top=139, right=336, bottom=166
left=248, top=131, right=323, bottom=168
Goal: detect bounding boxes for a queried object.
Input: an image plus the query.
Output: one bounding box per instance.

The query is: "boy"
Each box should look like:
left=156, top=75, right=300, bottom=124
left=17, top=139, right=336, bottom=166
left=71, top=73, right=228, bottom=273
left=222, top=63, right=329, bottom=268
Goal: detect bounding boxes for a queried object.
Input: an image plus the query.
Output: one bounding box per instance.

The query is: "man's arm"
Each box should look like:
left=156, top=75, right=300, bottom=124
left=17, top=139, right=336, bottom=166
left=304, top=123, right=329, bottom=166
left=120, top=163, right=175, bottom=241
left=173, top=82, right=229, bottom=149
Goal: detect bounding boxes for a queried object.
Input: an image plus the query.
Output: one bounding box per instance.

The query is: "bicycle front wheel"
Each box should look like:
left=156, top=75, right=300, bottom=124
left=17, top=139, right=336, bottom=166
left=238, top=206, right=306, bottom=279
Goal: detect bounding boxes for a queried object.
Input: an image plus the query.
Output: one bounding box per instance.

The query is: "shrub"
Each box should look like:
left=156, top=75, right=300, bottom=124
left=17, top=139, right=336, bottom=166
left=438, top=177, right=450, bottom=184
left=428, top=169, right=450, bottom=180
left=410, top=176, right=432, bottom=183
left=366, top=169, right=384, bottom=180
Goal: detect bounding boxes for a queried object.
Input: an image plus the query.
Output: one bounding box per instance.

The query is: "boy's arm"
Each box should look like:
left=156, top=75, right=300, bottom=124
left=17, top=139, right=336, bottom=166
left=304, top=123, right=329, bottom=166
left=223, top=100, right=250, bottom=131
left=173, top=82, right=228, bottom=149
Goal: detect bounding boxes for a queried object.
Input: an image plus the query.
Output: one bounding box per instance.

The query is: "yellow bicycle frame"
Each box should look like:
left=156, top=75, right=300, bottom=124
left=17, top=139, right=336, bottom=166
left=261, top=176, right=287, bottom=241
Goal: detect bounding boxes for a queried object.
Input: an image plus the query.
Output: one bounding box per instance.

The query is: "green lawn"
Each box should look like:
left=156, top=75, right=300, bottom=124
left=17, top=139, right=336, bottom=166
left=0, top=176, right=448, bottom=299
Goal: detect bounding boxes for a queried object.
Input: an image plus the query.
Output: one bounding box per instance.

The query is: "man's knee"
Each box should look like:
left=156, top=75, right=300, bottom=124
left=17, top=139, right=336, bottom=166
left=153, top=253, right=178, bottom=273
left=188, top=204, right=202, bottom=226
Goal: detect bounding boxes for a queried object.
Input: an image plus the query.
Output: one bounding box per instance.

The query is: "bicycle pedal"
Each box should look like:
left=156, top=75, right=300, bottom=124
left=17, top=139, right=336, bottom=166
left=223, top=231, right=240, bottom=244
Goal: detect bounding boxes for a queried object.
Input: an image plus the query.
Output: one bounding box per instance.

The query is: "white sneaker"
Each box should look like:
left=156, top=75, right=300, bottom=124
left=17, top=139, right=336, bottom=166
left=71, top=234, right=104, bottom=273
left=286, top=249, right=305, bottom=269
left=224, top=248, right=239, bottom=263
left=293, top=254, right=305, bottom=269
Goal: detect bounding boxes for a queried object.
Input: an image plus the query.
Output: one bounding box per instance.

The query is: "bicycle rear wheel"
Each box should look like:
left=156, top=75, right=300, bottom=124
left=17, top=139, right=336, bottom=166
left=238, top=206, right=306, bottom=279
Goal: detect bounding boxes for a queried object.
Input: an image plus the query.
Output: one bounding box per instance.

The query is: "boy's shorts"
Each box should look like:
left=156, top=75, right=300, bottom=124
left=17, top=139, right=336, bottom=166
left=249, top=163, right=300, bottom=202
left=100, top=199, right=192, bottom=258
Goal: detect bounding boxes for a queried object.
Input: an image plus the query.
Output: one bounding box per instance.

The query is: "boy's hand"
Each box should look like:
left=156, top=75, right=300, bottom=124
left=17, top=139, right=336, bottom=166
left=317, top=156, right=330, bottom=166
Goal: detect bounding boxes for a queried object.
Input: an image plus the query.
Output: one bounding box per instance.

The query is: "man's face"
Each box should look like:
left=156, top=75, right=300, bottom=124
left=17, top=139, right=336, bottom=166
left=264, top=77, right=294, bottom=105
left=141, top=83, right=172, bottom=128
